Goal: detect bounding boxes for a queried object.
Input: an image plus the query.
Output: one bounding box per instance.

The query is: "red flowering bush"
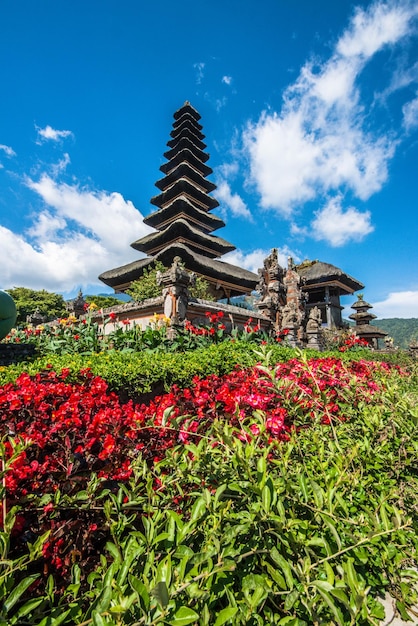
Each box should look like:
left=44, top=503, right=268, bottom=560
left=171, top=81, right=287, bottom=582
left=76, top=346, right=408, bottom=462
left=1, top=355, right=399, bottom=504
left=0, top=348, right=416, bottom=624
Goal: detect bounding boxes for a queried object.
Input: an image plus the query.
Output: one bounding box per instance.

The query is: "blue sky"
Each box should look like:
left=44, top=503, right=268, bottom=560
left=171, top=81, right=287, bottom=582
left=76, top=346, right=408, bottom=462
left=0, top=0, right=417, bottom=319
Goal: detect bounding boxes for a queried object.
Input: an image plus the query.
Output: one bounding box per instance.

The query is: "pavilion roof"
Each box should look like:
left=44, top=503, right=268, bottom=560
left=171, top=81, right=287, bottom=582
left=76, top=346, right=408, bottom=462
left=99, top=243, right=258, bottom=297
left=297, top=260, right=364, bottom=294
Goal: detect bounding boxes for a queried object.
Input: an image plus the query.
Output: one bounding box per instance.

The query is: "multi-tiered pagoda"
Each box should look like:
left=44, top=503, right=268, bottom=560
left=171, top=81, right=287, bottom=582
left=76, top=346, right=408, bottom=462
left=349, top=294, right=387, bottom=348
left=99, top=102, right=258, bottom=299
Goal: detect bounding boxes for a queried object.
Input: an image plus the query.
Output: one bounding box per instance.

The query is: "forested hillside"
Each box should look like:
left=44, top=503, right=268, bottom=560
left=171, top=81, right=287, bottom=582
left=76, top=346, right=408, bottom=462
left=371, top=318, right=418, bottom=348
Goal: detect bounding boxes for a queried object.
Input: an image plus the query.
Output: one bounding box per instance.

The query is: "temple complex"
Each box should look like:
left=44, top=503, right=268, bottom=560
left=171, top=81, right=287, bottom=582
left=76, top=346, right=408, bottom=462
left=99, top=102, right=365, bottom=341
left=99, top=102, right=258, bottom=300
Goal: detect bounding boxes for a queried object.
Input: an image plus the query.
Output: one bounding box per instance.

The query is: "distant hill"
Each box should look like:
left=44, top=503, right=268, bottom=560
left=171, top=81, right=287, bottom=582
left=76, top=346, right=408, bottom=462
left=370, top=318, right=418, bottom=349
left=344, top=318, right=418, bottom=349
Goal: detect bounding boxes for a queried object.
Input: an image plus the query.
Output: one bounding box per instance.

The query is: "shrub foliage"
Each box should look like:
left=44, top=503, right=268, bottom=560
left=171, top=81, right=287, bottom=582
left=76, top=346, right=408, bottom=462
left=0, top=347, right=417, bottom=624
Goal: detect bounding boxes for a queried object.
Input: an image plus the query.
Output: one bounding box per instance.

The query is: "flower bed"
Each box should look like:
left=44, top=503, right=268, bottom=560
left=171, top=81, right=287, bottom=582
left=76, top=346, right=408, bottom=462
left=0, top=349, right=417, bottom=624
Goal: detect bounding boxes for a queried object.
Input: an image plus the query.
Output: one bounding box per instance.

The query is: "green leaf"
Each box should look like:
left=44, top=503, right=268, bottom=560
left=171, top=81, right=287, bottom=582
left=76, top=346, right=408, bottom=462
left=169, top=606, right=199, bottom=625
left=3, top=574, right=39, bottom=614
left=311, top=581, right=345, bottom=626
left=13, top=597, right=44, bottom=620
left=213, top=606, right=238, bottom=625
left=262, top=484, right=272, bottom=512
left=93, top=585, right=112, bottom=614
left=190, top=496, right=206, bottom=523
left=396, top=600, right=412, bottom=622
left=298, top=474, right=309, bottom=502
left=270, top=547, right=294, bottom=590
left=284, top=589, right=300, bottom=611
left=92, top=611, right=106, bottom=626
left=151, top=581, right=169, bottom=609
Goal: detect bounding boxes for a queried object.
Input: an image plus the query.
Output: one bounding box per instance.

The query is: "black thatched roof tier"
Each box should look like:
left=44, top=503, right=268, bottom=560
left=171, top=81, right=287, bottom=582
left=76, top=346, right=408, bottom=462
left=297, top=261, right=364, bottom=295
left=150, top=178, right=219, bottom=210
left=99, top=243, right=258, bottom=297
left=173, top=102, right=201, bottom=121
left=353, top=324, right=387, bottom=339
left=172, top=116, right=203, bottom=135
left=349, top=311, right=377, bottom=322
left=131, top=218, right=235, bottom=257
left=170, top=121, right=205, bottom=143
left=153, top=243, right=257, bottom=296
left=143, top=197, right=225, bottom=232
left=155, top=162, right=216, bottom=193
left=99, top=257, right=154, bottom=291
left=159, top=148, right=212, bottom=177
left=167, top=128, right=206, bottom=151
left=163, top=137, right=210, bottom=162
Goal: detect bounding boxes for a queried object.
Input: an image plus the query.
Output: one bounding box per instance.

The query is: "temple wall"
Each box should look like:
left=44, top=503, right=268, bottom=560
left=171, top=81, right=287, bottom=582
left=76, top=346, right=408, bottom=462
left=90, top=297, right=271, bottom=335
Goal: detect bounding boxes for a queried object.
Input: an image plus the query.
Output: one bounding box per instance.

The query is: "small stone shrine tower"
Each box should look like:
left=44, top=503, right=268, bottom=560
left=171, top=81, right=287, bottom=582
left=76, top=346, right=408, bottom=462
left=349, top=294, right=387, bottom=348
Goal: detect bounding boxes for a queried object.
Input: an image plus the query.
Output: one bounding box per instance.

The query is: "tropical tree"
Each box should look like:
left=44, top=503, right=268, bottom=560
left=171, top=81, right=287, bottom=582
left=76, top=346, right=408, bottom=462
left=127, top=261, right=215, bottom=302
left=6, top=287, right=67, bottom=324
left=85, top=294, right=122, bottom=310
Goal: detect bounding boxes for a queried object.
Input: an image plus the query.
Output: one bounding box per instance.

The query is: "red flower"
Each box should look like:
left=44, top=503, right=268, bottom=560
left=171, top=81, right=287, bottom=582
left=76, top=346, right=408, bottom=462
left=108, top=312, right=117, bottom=321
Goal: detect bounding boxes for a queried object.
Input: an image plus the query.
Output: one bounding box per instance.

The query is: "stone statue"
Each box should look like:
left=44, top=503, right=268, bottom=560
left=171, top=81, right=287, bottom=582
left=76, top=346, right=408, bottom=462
left=0, top=290, right=17, bottom=340
left=306, top=306, right=322, bottom=332
left=281, top=302, right=298, bottom=328
left=157, top=257, right=195, bottom=325
left=306, top=306, right=324, bottom=350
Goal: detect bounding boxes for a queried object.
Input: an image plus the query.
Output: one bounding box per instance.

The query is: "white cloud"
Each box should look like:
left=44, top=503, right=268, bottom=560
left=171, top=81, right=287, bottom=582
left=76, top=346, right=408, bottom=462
left=310, top=196, right=374, bottom=246
left=216, top=180, right=253, bottom=221
left=222, top=76, right=232, bottom=85
left=36, top=125, right=73, bottom=142
left=242, top=0, right=416, bottom=221
left=0, top=175, right=153, bottom=293
left=403, top=94, right=418, bottom=131
left=0, top=144, right=16, bottom=157
left=336, top=1, right=414, bottom=58
left=26, top=174, right=152, bottom=254
left=51, top=152, right=71, bottom=177
left=370, top=290, right=418, bottom=318
left=193, top=62, right=205, bottom=84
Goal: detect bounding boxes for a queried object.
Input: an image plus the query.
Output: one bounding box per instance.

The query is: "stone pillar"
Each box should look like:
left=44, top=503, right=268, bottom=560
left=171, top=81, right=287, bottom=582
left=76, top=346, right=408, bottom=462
left=156, top=257, right=195, bottom=338
left=256, top=248, right=286, bottom=332
left=324, top=286, right=332, bottom=328
left=282, top=257, right=307, bottom=346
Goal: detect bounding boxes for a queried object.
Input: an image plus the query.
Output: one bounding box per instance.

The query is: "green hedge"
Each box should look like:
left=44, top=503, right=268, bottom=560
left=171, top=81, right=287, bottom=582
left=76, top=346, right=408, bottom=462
left=0, top=342, right=415, bottom=402
left=0, top=342, right=296, bottom=399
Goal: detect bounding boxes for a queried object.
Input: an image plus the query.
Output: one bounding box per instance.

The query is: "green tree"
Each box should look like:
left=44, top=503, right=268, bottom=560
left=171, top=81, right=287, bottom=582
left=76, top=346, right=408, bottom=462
left=127, top=261, right=215, bottom=302
left=85, top=294, right=122, bottom=310
left=6, top=287, right=67, bottom=324
left=126, top=261, right=167, bottom=302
